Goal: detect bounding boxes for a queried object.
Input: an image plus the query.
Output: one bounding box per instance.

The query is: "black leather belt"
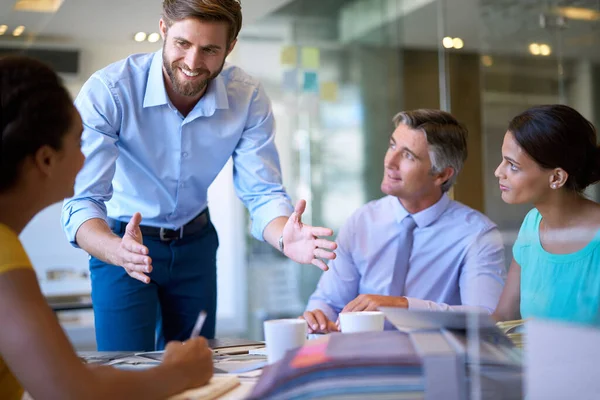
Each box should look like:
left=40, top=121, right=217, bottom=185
left=109, top=209, right=209, bottom=242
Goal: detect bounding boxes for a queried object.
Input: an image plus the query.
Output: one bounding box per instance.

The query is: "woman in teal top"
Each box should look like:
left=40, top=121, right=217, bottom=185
left=493, top=104, right=600, bottom=326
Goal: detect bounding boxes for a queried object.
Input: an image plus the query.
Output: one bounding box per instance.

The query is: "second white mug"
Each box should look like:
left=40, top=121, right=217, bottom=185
left=339, top=311, right=385, bottom=333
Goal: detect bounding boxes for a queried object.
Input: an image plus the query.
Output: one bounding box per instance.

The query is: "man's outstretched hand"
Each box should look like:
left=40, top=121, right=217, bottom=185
left=282, top=200, right=337, bottom=271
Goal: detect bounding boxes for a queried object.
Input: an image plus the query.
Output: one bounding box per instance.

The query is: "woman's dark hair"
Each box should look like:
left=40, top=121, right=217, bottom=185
left=509, top=104, right=600, bottom=192
left=0, top=55, right=74, bottom=192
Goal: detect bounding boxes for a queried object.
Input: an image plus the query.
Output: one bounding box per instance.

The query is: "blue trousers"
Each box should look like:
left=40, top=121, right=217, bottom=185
left=90, top=217, right=218, bottom=351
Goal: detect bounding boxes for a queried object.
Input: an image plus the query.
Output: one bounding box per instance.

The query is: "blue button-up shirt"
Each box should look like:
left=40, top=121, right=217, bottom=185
left=307, top=195, right=506, bottom=322
left=62, top=51, right=293, bottom=244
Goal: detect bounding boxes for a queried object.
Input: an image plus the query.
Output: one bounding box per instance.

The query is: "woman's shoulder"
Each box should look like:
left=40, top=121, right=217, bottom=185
left=0, top=224, right=32, bottom=274
left=518, top=208, right=541, bottom=233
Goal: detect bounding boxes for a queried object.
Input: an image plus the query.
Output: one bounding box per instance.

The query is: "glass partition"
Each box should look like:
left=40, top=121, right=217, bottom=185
left=245, top=0, right=449, bottom=338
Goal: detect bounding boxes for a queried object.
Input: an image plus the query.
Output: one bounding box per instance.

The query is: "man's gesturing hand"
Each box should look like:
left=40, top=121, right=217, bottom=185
left=117, top=212, right=153, bottom=283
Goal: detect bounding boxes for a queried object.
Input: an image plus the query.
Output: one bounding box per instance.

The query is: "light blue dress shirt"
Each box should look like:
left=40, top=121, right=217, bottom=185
left=62, top=51, right=293, bottom=244
left=307, top=195, right=506, bottom=322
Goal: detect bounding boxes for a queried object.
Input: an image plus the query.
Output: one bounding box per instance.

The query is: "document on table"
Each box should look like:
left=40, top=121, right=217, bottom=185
left=213, top=354, right=267, bottom=374
left=168, top=375, right=241, bottom=400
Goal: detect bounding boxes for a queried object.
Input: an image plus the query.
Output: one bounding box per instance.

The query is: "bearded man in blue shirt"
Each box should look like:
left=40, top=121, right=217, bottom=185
left=303, top=109, right=506, bottom=333
left=62, top=0, right=337, bottom=351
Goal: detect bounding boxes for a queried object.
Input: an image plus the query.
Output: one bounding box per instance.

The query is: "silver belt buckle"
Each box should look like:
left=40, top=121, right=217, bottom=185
left=159, top=227, right=170, bottom=242
left=159, top=226, right=184, bottom=241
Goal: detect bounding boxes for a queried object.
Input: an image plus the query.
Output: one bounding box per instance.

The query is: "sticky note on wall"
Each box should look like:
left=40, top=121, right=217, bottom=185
left=282, top=69, right=298, bottom=92
left=303, top=71, right=319, bottom=92
left=320, top=81, right=338, bottom=102
left=301, top=47, right=320, bottom=69
left=280, top=45, right=297, bottom=66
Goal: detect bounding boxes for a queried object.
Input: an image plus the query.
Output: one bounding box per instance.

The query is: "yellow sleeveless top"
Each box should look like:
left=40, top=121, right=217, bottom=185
left=0, top=223, right=33, bottom=400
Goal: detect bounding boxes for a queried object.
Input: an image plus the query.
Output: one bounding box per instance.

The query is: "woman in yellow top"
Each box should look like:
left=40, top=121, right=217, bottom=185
left=0, top=56, right=214, bottom=399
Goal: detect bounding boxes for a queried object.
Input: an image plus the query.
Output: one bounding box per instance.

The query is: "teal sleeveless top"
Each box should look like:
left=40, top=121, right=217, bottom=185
left=514, top=209, right=600, bottom=326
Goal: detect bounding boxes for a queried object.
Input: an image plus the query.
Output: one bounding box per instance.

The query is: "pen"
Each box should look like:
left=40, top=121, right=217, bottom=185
left=189, top=310, right=207, bottom=339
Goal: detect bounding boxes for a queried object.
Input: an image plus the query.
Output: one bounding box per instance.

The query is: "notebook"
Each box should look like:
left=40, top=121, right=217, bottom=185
left=168, top=375, right=240, bottom=400
left=208, top=338, right=265, bottom=355
left=208, top=338, right=264, bottom=349
left=496, top=319, right=527, bottom=348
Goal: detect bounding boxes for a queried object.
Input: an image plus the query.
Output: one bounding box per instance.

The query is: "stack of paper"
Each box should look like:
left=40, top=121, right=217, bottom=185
left=208, top=338, right=265, bottom=355
left=496, top=319, right=527, bottom=349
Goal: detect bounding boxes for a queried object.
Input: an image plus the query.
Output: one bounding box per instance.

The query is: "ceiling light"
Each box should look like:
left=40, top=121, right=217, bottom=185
left=539, top=44, right=551, bottom=56
left=147, top=32, right=160, bottom=43
left=481, top=55, right=493, bottom=67
left=442, top=36, right=454, bottom=49
left=555, top=6, right=600, bottom=21
left=0, top=25, right=7, bottom=35
left=452, top=37, right=464, bottom=49
left=134, top=32, right=147, bottom=42
left=529, top=43, right=541, bottom=55
left=14, top=0, right=64, bottom=13
left=12, top=25, right=25, bottom=37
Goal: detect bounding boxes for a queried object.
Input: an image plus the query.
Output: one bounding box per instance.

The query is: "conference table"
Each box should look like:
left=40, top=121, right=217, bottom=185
left=77, top=346, right=264, bottom=399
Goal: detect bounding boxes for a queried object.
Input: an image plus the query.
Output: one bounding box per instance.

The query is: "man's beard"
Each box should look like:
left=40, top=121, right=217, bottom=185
left=162, top=48, right=226, bottom=97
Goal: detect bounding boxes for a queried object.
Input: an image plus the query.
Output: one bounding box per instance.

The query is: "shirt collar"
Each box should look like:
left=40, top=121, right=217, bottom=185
left=392, top=193, right=451, bottom=228
left=197, top=69, right=230, bottom=113
left=143, top=50, right=170, bottom=108
left=143, top=51, right=230, bottom=113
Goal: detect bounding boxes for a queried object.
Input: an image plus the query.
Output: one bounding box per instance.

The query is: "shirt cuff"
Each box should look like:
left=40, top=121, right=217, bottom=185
left=61, top=199, right=108, bottom=248
left=251, top=200, right=294, bottom=241
left=405, top=297, right=439, bottom=311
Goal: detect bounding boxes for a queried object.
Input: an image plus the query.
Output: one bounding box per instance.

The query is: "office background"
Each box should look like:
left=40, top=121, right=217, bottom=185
left=1, top=0, right=599, bottom=346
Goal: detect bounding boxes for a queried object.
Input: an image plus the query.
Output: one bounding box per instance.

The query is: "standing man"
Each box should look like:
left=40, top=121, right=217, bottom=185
left=62, top=0, right=336, bottom=351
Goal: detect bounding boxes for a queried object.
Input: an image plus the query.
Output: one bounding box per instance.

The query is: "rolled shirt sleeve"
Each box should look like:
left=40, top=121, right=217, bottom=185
left=231, top=83, right=293, bottom=240
left=61, top=74, right=121, bottom=246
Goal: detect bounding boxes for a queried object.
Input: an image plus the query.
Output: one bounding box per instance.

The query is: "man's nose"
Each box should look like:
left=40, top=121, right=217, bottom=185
left=385, top=150, right=400, bottom=167
left=184, top=50, right=204, bottom=70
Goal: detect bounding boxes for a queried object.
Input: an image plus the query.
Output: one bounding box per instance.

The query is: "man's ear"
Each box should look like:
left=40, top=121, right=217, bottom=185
left=226, top=39, right=237, bottom=57
left=159, top=18, right=168, bottom=40
left=434, top=166, right=454, bottom=189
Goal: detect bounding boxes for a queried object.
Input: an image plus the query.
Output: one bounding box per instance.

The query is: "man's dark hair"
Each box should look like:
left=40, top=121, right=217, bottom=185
left=162, top=0, right=243, bottom=45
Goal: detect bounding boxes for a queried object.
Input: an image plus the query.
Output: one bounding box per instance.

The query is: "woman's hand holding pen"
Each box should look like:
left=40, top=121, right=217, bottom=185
left=161, top=310, right=212, bottom=390
left=162, top=336, right=213, bottom=390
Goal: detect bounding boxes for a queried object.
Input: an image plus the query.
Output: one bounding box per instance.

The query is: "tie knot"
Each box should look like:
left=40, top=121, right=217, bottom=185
left=402, top=215, right=417, bottom=231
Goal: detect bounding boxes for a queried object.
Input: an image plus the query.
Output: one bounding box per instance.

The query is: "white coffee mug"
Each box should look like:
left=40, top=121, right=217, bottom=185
left=263, top=319, right=307, bottom=364
left=339, top=311, right=385, bottom=333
